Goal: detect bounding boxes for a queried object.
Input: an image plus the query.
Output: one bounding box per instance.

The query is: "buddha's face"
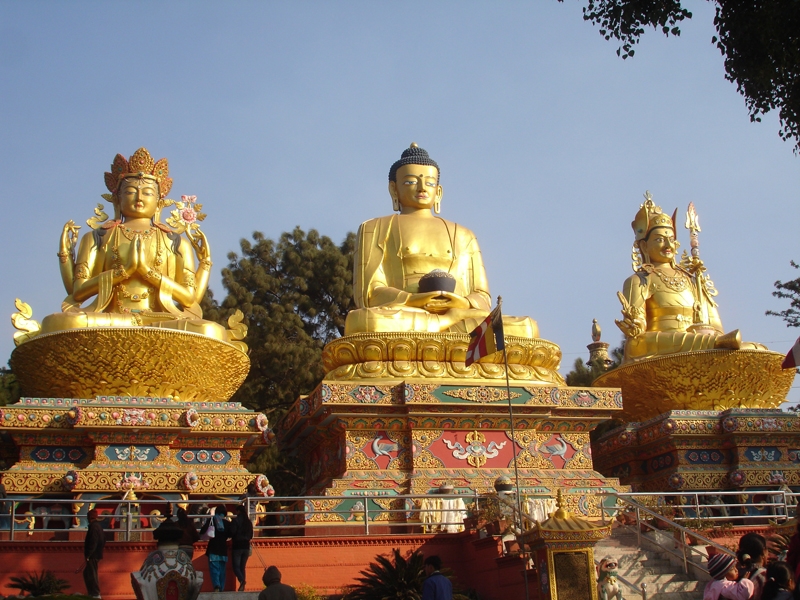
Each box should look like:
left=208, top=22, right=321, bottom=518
left=389, top=164, right=442, bottom=211
left=118, top=177, right=160, bottom=220
left=640, top=226, right=677, bottom=264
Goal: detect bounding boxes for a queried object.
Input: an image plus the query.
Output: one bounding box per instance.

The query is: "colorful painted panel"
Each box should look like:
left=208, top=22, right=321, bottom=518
left=744, top=447, right=782, bottom=462
left=104, top=445, right=159, bottom=461
left=685, top=449, right=725, bottom=464
left=420, top=430, right=516, bottom=469
left=31, top=446, right=87, bottom=463
left=176, top=449, right=230, bottom=464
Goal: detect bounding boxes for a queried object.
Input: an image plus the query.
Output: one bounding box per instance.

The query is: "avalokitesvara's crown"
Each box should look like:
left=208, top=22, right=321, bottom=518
left=631, top=191, right=676, bottom=241
left=104, top=147, right=173, bottom=198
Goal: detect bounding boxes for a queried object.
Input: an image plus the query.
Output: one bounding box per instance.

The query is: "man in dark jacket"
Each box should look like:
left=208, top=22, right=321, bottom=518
left=258, top=566, right=296, bottom=600
left=229, top=505, right=254, bottom=591
left=422, top=555, right=452, bottom=600
left=83, top=509, right=105, bottom=599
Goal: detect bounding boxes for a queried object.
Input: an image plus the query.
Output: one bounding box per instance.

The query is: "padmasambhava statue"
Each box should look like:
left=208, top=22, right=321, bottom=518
left=10, top=148, right=248, bottom=401
left=595, top=191, right=791, bottom=420
left=345, top=143, right=538, bottom=338
left=326, top=144, right=562, bottom=384
left=614, top=192, right=750, bottom=363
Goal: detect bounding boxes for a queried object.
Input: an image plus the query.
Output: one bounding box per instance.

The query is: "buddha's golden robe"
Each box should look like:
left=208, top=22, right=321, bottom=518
left=344, top=214, right=538, bottom=337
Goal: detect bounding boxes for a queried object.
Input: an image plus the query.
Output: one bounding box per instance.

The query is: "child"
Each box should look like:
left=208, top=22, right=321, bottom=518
left=704, top=554, right=755, bottom=600
left=760, top=561, right=794, bottom=600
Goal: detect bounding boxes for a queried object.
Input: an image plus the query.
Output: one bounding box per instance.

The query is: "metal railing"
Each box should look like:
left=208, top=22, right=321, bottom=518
left=599, top=492, right=739, bottom=577
left=0, top=493, right=493, bottom=541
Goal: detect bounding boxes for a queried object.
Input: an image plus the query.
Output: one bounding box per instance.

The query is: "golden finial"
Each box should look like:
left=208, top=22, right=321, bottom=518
left=592, top=319, right=601, bottom=343
left=552, top=489, right=570, bottom=520
left=410, top=142, right=418, bottom=148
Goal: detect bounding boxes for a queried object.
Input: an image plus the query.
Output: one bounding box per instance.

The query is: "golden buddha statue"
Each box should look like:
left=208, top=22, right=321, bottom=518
left=344, top=143, right=538, bottom=338
left=9, top=148, right=248, bottom=401
left=594, top=191, right=793, bottom=421
left=35, top=148, right=229, bottom=340
left=615, top=192, right=750, bottom=363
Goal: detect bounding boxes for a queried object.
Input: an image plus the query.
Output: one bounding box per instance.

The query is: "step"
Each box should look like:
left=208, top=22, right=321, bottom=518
left=198, top=593, right=260, bottom=600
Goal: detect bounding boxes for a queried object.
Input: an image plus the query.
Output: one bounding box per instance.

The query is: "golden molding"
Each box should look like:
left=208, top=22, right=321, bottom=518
left=10, top=328, right=250, bottom=402
left=322, top=332, right=564, bottom=385
left=594, top=349, right=794, bottom=422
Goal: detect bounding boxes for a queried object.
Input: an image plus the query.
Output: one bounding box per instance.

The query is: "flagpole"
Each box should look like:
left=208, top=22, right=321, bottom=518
left=496, top=296, right=530, bottom=600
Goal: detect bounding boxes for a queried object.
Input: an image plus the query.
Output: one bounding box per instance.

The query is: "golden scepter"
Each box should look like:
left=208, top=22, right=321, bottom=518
left=684, top=202, right=710, bottom=330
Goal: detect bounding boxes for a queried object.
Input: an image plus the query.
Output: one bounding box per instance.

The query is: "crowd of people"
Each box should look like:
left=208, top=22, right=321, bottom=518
left=703, top=530, right=800, bottom=600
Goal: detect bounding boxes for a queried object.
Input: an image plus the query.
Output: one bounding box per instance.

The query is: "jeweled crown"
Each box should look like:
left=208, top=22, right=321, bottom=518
left=104, top=147, right=173, bottom=198
left=631, top=191, right=675, bottom=241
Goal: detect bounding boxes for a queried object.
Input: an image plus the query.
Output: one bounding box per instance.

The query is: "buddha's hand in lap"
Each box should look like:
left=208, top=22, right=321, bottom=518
left=405, top=291, right=471, bottom=314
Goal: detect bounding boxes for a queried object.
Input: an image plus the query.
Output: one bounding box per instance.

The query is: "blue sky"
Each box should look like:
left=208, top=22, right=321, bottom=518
left=1, top=2, right=798, bottom=404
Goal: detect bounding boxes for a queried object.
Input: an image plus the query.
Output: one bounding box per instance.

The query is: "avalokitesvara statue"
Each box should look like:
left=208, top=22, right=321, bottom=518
left=2, top=147, right=272, bottom=499
left=10, top=147, right=249, bottom=401
left=594, top=192, right=793, bottom=420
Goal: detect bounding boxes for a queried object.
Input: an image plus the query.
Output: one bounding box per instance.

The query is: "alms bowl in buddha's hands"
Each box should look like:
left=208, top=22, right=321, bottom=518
left=418, top=269, right=456, bottom=293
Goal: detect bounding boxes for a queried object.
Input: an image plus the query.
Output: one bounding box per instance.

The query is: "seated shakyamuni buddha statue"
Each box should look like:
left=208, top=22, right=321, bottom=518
left=615, top=192, right=762, bottom=363
left=10, top=148, right=248, bottom=401
left=344, top=143, right=538, bottom=338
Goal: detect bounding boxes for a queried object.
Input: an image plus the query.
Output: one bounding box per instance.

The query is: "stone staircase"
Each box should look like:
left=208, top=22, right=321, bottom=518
left=595, top=526, right=710, bottom=600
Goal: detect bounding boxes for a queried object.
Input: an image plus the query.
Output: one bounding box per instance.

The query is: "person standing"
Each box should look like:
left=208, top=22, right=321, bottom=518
left=229, top=505, right=254, bottom=591
left=258, top=566, right=296, bottom=600
left=82, top=509, right=105, bottom=599
left=176, top=507, right=200, bottom=559
left=201, top=505, right=230, bottom=592
left=422, top=555, right=452, bottom=600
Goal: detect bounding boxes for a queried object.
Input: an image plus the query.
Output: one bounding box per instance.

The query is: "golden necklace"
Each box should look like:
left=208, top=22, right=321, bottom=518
left=653, top=268, right=690, bottom=292
left=120, top=226, right=155, bottom=242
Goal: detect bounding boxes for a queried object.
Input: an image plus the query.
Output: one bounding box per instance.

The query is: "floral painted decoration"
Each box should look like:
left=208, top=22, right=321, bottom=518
left=255, top=413, right=270, bottom=432
left=254, top=474, right=275, bottom=497
left=184, top=409, right=200, bottom=428
left=63, top=470, right=79, bottom=491
left=165, top=194, right=207, bottom=235
left=183, top=471, right=199, bottom=491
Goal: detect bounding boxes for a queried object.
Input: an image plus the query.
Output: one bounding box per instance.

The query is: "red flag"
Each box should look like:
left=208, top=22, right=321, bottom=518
left=465, top=305, right=504, bottom=366
left=782, top=336, right=800, bottom=369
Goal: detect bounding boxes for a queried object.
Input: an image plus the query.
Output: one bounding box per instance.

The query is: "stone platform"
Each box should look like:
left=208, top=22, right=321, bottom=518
left=279, top=378, right=626, bottom=523
left=593, top=407, right=800, bottom=492
left=0, top=396, right=270, bottom=497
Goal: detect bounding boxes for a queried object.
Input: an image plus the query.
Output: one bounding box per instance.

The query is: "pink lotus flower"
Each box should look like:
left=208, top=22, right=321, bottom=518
left=181, top=195, right=197, bottom=204
left=181, top=207, right=197, bottom=223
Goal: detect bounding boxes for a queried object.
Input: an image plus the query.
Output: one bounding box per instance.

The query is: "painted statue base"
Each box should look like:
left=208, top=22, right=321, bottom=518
left=10, top=327, right=250, bottom=402
left=0, top=396, right=270, bottom=496
left=593, top=349, right=793, bottom=422
left=279, top=379, right=626, bottom=525
left=593, top=408, right=800, bottom=492
left=132, top=545, right=202, bottom=600
left=322, top=332, right=565, bottom=385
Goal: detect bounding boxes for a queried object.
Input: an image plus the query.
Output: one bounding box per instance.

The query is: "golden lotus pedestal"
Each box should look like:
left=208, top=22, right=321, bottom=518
left=592, top=349, right=798, bottom=494
left=1, top=327, right=269, bottom=503
left=10, top=327, right=250, bottom=402
left=593, top=348, right=793, bottom=423
left=279, top=332, right=626, bottom=530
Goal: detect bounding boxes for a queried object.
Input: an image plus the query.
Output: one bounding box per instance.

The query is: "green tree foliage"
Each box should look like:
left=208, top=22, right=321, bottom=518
left=767, top=260, right=800, bottom=327
left=574, top=0, right=800, bottom=152
left=205, top=227, right=355, bottom=494
left=214, top=226, right=355, bottom=412
left=0, top=367, right=21, bottom=407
